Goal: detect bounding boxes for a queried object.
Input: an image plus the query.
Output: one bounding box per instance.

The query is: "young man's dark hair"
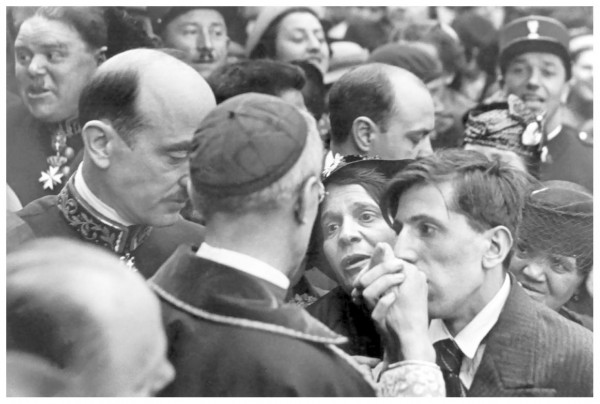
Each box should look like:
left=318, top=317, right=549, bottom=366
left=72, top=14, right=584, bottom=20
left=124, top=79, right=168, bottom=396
left=206, top=59, right=306, bottom=104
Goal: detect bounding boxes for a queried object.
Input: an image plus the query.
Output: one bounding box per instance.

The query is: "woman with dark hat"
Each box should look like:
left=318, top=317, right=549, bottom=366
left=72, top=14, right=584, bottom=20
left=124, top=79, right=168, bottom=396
left=307, top=155, right=410, bottom=360
left=509, top=180, right=593, bottom=330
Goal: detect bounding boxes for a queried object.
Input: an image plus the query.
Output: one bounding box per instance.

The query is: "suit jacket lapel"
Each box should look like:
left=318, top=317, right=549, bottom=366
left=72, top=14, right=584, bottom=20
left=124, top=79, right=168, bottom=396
left=469, top=276, right=555, bottom=396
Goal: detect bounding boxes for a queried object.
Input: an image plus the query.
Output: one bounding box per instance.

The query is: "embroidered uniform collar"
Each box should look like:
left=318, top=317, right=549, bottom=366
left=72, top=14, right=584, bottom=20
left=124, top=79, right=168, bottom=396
left=429, top=274, right=511, bottom=359
left=57, top=173, right=153, bottom=256
left=196, top=243, right=290, bottom=290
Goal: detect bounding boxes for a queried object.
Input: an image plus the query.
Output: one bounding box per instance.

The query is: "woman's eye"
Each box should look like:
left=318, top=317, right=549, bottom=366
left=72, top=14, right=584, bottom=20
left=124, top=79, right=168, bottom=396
left=48, top=51, right=63, bottom=62
left=325, top=223, right=339, bottom=236
left=15, top=50, right=32, bottom=64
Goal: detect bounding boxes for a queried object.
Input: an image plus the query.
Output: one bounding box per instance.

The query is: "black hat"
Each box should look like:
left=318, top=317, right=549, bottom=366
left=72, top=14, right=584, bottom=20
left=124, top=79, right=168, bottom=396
left=146, top=7, right=235, bottom=35
left=499, top=15, right=571, bottom=79
left=322, top=154, right=412, bottom=185
left=368, top=42, right=443, bottom=84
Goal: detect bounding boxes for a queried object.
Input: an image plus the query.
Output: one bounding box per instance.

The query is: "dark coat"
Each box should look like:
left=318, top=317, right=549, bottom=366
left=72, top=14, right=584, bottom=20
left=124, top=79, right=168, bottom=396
left=540, top=124, right=593, bottom=193
left=6, top=100, right=83, bottom=206
left=149, top=245, right=376, bottom=397
left=13, top=195, right=204, bottom=279
left=468, top=279, right=593, bottom=397
left=307, top=286, right=383, bottom=358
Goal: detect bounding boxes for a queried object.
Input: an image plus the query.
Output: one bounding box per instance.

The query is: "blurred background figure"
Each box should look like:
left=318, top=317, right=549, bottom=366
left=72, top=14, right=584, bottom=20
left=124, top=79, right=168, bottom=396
left=7, top=238, right=175, bottom=396
left=7, top=6, right=154, bottom=206
left=147, top=7, right=235, bottom=79
left=342, top=7, right=393, bottom=52
left=207, top=59, right=306, bottom=110
left=247, top=6, right=330, bottom=76
left=510, top=181, right=593, bottom=330
left=463, top=95, right=543, bottom=177
left=451, top=10, right=500, bottom=104
left=394, top=21, right=475, bottom=150
left=562, top=32, right=593, bottom=139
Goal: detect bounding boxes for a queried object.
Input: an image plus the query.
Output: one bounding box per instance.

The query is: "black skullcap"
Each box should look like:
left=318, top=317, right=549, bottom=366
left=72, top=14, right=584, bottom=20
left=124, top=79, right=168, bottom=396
left=190, top=93, right=309, bottom=197
left=368, top=42, right=443, bottom=84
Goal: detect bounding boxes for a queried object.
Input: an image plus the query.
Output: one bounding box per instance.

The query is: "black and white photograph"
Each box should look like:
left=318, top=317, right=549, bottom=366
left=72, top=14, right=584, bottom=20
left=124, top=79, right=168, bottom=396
left=3, top=3, right=595, bottom=397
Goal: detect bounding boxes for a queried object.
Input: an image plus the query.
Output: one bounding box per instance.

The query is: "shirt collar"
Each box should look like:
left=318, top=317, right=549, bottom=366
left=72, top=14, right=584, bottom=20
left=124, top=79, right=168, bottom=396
left=547, top=124, right=562, bottom=142
left=74, top=163, right=133, bottom=226
left=196, top=243, right=290, bottom=291
left=429, top=273, right=511, bottom=359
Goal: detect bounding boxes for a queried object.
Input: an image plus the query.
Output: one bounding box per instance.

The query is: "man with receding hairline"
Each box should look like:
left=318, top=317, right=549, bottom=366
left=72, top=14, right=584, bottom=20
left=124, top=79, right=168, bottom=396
left=328, top=63, right=434, bottom=160
left=10, top=48, right=216, bottom=278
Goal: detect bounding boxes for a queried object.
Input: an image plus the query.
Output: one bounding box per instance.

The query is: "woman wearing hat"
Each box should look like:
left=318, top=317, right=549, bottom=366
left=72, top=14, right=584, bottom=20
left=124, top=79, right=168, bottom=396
left=307, top=156, right=410, bottom=360
left=246, top=7, right=330, bottom=76
left=509, top=181, right=593, bottom=330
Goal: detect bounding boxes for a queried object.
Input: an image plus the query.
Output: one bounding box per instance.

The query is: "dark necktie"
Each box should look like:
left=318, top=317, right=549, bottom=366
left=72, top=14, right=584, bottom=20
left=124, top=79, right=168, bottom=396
left=434, top=338, right=467, bottom=397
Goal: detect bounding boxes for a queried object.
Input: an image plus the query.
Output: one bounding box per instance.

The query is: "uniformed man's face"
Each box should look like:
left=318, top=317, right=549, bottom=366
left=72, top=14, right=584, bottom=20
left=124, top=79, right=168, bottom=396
left=106, top=63, right=213, bottom=227
left=161, top=9, right=229, bottom=78
left=14, top=17, right=100, bottom=123
left=503, top=52, right=568, bottom=121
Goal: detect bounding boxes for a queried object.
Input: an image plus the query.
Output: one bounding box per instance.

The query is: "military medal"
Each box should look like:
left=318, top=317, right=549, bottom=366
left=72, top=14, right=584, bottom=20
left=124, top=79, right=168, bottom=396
left=39, top=124, right=76, bottom=191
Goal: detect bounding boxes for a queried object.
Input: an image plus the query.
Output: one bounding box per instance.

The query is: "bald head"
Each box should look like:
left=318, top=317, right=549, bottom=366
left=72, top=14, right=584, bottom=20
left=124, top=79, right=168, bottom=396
left=329, top=63, right=434, bottom=159
left=7, top=238, right=174, bottom=396
left=79, top=48, right=215, bottom=146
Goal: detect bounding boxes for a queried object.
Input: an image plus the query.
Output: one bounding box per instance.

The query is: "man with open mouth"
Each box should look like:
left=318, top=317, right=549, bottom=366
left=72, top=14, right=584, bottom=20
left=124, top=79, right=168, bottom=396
left=498, top=15, right=592, bottom=192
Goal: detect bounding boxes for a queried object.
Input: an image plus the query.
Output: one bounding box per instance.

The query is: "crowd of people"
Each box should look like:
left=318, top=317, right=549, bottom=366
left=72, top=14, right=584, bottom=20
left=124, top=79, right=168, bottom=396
left=5, top=6, right=593, bottom=397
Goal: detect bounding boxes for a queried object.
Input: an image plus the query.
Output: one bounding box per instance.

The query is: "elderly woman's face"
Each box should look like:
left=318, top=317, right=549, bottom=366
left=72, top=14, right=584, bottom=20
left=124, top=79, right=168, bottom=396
left=510, top=246, right=585, bottom=311
left=275, top=12, right=329, bottom=75
left=320, top=184, right=397, bottom=294
left=14, top=16, right=100, bottom=123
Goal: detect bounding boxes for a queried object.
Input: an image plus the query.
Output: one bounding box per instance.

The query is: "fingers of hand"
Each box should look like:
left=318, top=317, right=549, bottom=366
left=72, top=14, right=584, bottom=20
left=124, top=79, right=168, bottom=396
left=371, top=290, right=397, bottom=325
left=362, top=273, right=405, bottom=309
left=353, top=259, right=403, bottom=292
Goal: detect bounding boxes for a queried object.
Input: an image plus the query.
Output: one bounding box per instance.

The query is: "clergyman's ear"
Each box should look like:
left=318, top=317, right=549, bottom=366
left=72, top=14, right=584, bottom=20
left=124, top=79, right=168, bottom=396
left=294, top=176, right=320, bottom=225
left=351, top=116, right=379, bottom=154
left=95, top=46, right=107, bottom=65
left=81, top=120, right=118, bottom=170
left=482, top=225, right=513, bottom=270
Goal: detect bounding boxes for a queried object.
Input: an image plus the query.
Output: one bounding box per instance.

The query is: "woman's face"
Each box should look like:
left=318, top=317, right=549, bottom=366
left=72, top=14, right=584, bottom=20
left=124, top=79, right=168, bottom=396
left=320, top=183, right=397, bottom=294
left=14, top=16, right=101, bottom=123
left=274, top=12, right=329, bottom=75
left=510, top=246, right=585, bottom=311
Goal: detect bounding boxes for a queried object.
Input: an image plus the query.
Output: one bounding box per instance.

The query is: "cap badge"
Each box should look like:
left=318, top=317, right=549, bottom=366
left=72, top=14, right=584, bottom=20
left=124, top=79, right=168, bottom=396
left=527, top=20, right=540, bottom=39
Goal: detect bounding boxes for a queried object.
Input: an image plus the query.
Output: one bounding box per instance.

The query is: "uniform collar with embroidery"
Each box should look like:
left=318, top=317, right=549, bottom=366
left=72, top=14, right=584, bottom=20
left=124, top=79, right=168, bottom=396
left=56, top=174, right=153, bottom=258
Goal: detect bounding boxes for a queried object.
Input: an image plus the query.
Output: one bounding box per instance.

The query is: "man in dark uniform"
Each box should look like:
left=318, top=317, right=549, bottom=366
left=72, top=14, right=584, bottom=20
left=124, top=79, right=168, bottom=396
left=150, top=93, right=444, bottom=397
left=9, top=49, right=215, bottom=278
left=498, top=15, right=593, bottom=192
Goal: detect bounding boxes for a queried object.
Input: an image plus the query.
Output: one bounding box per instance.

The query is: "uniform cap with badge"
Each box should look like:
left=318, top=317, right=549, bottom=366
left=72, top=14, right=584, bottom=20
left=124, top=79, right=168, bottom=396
left=499, top=15, right=572, bottom=79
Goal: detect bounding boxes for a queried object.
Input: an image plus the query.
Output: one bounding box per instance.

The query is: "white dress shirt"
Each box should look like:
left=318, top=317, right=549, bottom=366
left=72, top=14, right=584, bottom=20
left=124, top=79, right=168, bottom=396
left=429, top=274, right=511, bottom=389
left=196, top=243, right=290, bottom=291
left=74, top=163, right=132, bottom=226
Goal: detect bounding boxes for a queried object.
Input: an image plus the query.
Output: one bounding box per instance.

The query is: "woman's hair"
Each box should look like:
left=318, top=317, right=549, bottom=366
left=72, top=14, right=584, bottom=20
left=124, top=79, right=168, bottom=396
left=249, top=7, right=329, bottom=60
left=28, top=7, right=155, bottom=58
left=324, top=165, right=389, bottom=206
